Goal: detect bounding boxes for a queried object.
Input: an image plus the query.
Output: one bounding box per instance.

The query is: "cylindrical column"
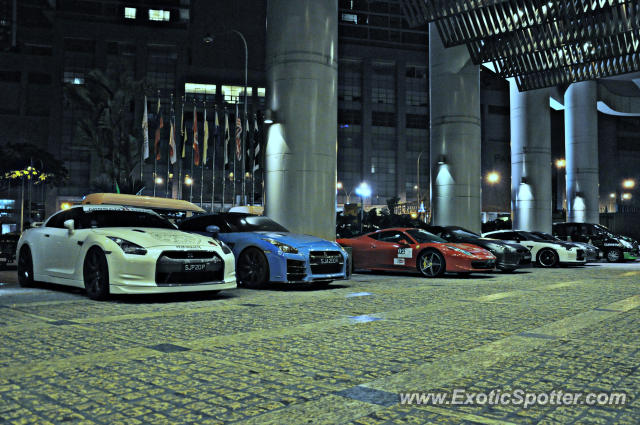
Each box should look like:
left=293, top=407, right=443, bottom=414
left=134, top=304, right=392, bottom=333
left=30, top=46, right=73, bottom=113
left=265, top=0, right=338, bottom=240
left=429, top=24, right=481, bottom=233
left=510, top=82, right=552, bottom=232
left=565, top=81, right=599, bottom=223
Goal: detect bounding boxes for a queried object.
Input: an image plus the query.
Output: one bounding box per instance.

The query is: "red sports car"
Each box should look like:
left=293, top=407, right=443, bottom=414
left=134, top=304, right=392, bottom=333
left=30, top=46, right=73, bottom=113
left=338, top=228, right=496, bottom=277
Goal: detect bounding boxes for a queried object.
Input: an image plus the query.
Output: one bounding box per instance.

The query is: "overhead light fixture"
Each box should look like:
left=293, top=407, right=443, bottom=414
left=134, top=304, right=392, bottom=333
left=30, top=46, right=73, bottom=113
left=263, top=109, right=274, bottom=124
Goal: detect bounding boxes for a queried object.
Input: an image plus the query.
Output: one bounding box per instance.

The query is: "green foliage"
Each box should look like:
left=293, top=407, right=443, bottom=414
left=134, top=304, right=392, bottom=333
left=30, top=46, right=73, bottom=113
left=0, top=143, right=68, bottom=186
left=64, top=66, right=147, bottom=194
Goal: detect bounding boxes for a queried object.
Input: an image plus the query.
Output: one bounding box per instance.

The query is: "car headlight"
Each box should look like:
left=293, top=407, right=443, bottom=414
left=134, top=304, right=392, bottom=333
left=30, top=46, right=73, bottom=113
left=620, top=239, right=633, bottom=249
left=261, top=238, right=298, bottom=254
left=219, top=241, right=232, bottom=255
left=484, top=242, right=505, bottom=252
left=445, top=245, right=472, bottom=256
left=107, top=236, right=147, bottom=255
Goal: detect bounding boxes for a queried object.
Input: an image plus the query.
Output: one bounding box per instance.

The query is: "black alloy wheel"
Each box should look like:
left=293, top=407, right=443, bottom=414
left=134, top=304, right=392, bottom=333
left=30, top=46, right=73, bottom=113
left=237, top=247, right=269, bottom=288
left=537, top=248, right=559, bottom=268
left=417, top=250, right=446, bottom=278
left=17, top=247, right=35, bottom=287
left=83, top=248, right=110, bottom=300
left=606, top=248, right=622, bottom=263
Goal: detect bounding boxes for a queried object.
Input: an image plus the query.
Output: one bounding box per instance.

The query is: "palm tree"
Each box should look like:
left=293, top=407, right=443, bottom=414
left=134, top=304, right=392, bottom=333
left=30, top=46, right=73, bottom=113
left=64, top=66, right=146, bottom=194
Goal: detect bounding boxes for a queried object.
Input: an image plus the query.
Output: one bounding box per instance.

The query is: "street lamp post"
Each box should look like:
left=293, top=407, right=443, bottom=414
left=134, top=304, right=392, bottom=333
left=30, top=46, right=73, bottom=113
left=355, top=182, right=372, bottom=234
left=416, top=151, right=424, bottom=204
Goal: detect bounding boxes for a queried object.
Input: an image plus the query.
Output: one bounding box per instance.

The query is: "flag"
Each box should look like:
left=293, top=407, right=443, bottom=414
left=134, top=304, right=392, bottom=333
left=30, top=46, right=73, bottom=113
left=154, top=97, right=163, bottom=161
left=224, top=109, right=230, bottom=169
left=235, top=104, right=242, bottom=161
left=244, top=116, right=250, bottom=171
left=203, top=108, right=209, bottom=165
left=193, top=104, right=200, bottom=166
left=180, top=102, right=186, bottom=158
left=253, top=118, right=261, bottom=172
left=115, top=181, right=121, bottom=194
left=141, top=96, right=149, bottom=160
left=169, top=104, right=176, bottom=164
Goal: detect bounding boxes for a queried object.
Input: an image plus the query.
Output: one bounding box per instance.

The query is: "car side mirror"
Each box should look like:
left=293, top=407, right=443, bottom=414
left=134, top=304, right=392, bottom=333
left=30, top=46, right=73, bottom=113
left=206, top=225, right=220, bottom=238
left=63, top=219, right=75, bottom=235
left=399, top=239, right=410, bottom=246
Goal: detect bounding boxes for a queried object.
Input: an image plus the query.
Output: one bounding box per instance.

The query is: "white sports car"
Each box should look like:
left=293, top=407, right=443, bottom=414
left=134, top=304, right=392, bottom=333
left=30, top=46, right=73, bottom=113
left=482, top=230, right=586, bottom=268
left=16, top=205, right=236, bottom=299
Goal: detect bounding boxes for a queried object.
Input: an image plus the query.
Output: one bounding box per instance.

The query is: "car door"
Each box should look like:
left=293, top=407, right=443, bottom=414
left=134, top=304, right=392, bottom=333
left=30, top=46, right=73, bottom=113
left=372, top=230, right=412, bottom=268
left=46, top=209, right=87, bottom=279
left=38, top=210, right=72, bottom=276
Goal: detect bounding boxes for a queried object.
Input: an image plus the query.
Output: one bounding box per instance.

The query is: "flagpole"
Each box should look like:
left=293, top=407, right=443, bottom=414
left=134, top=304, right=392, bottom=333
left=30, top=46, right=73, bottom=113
left=190, top=98, right=195, bottom=202
left=233, top=103, right=237, bottom=207
left=166, top=93, right=173, bottom=198
left=200, top=100, right=205, bottom=207
left=178, top=96, right=184, bottom=199
left=153, top=90, right=159, bottom=196
left=221, top=107, right=226, bottom=211
left=251, top=114, right=255, bottom=206
left=211, top=105, right=217, bottom=212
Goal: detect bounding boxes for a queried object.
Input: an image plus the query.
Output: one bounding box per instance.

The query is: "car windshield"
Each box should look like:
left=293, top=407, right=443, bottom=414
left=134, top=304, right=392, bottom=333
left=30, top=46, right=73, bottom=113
left=82, top=211, right=176, bottom=229
left=407, top=229, right=447, bottom=243
left=519, top=231, right=546, bottom=242
left=450, top=228, right=480, bottom=238
left=533, top=232, right=558, bottom=241
left=226, top=215, right=289, bottom=232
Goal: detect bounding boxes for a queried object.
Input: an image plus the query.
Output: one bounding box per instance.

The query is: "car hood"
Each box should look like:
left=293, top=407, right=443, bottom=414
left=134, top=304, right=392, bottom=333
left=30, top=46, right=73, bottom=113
left=442, top=243, right=492, bottom=255
left=251, top=231, right=338, bottom=248
left=92, top=227, right=213, bottom=248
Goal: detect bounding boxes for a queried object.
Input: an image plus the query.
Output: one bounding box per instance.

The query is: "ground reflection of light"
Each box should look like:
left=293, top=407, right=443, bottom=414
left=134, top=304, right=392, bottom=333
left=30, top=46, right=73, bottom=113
left=348, top=315, right=383, bottom=323
left=346, top=292, right=372, bottom=298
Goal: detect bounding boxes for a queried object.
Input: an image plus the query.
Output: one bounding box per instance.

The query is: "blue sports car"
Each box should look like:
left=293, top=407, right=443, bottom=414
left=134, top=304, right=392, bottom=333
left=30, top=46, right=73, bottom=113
left=178, top=213, right=349, bottom=287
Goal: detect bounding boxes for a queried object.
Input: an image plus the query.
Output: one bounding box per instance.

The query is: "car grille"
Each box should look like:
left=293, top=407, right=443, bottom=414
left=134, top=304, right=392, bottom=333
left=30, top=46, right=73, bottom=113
left=161, top=251, right=216, bottom=260
left=309, top=251, right=344, bottom=275
left=287, top=259, right=307, bottom=281
left=576, top=249, right=585, bottom=261
left=502, top=252, right=520, bottom=264
left=471, top=260, right=495, bottom=269
left=155, top=251, right=224, bottom=285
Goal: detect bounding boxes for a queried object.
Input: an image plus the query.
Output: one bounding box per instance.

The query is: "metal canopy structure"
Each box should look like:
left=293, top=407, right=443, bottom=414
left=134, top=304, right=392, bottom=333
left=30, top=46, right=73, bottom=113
left=400, top=0, right=640, bottom=91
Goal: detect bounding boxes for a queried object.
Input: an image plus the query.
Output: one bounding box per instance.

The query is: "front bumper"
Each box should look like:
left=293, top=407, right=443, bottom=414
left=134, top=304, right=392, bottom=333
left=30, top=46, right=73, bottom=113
left=494, top=250, right=531, bottom=270
left=266, top=249, right=349, bottom=283
left=623, top=250, right=639, bottom=260
left=559, top=249, right=586, bottom=264
left=107, top=246, right=236, bottom=294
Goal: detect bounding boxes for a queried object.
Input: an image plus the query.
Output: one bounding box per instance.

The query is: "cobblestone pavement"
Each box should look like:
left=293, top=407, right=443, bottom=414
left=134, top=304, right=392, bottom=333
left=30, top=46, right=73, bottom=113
left=0, top=262, right=638, bottom=424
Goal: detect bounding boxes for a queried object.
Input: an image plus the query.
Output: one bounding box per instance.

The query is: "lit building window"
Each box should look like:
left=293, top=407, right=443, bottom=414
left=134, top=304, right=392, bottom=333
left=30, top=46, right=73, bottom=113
left=149, top=9, right=170, bottom=22
left=221, top=85, right=252, bottom=103
left=185, top=83, right=217, bottom=95
left=63, top=72, right=84, bottom=85
left=124, top=7, right=136, bottom=19
left=257, top=87, right=266, bottom=97
left=341, top=13, right=358, bottom=24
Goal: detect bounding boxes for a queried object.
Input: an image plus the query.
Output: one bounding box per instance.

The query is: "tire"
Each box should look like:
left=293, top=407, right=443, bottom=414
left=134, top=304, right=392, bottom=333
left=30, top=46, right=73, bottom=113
left=83, top=248, right=110, bottom=300
left=536, top=248, right=559, bottom=268
left=17, top=246, right=35, bottom=287
left=606, top=248, right=622, bottom=263
left=417, top=249, right=446, bottom=278
left=237, top=247, right=269, bottom=288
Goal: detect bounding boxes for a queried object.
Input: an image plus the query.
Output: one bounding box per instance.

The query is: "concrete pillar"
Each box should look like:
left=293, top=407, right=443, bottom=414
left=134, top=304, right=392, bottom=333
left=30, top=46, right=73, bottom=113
left=265, top=0, right=338, bottom=240
left=565, top=81, right=599, bottom=223
left=509, top=82, right=552, bottom=232
left=429, top=24, right=481, bottom=233
left=396, top=60, right=407, bottom=202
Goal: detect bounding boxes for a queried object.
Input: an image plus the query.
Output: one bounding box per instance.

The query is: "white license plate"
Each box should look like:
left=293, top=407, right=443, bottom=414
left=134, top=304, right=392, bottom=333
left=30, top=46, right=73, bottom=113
left=184, top=264, right=206, bottom=272
left=320, top=257, right=339, bottom=264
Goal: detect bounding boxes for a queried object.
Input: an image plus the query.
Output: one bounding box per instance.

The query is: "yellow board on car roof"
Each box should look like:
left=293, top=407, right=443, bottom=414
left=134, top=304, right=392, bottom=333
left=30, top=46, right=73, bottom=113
left=82, top=193, right=205, bottom=213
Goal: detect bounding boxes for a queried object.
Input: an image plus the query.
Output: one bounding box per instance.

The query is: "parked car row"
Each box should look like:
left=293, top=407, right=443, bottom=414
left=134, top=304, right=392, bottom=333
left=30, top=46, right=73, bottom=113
left=16, top=195, right=350, bottom=300
left=14, top=193, right=638, bottom=300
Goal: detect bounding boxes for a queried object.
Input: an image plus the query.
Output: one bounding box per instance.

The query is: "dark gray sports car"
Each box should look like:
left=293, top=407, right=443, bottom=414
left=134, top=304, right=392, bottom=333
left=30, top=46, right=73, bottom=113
left=426, top=225, right=531, bottom=271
